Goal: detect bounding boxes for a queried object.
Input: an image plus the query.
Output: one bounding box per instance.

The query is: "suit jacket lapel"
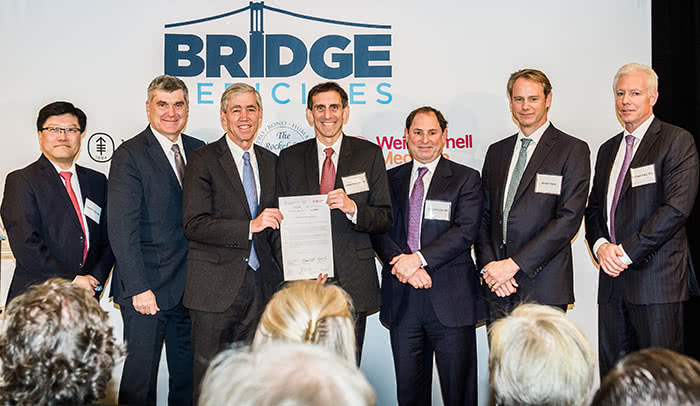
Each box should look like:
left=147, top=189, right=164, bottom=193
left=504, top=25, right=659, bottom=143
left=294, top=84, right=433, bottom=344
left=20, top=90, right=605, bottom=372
left=394, top=163, right=412, bottom=240
left=496, top=135, right=517, bottom=211
left=600, top=133, right=623, bottom=222
left=336, top=135, right=355, bottom=189
left=620, top=118, right=662, bottom=197
left=39, top=155, right=83, bottom=232
left=254, top=144, right=274, bottom=209
left=216, top=136, right=252, bottom=218
left=426, top=157, right=452, bottom=198
left=304, top=139, right=321, bottom=194
left=144, top=127, right=181, bottom=190
left=514, top=125, right=558, bottom=204
left=75, top=165, right=96, bottom=241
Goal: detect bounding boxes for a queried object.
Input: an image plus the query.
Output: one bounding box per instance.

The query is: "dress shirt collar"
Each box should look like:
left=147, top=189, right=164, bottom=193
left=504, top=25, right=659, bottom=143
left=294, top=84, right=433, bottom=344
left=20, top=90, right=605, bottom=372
left=517, top=120, right=550, bottom=147
left=316, top=133, right=343, bottom=159
left=623, top=114, right=654, bottom=143
left=150, top=125, right=185, bottom=160
left=225, top=133, right=257, bottom=164
left=47, top=157, right=77, bottom=177
left=411, top=155, right=441, bottom=176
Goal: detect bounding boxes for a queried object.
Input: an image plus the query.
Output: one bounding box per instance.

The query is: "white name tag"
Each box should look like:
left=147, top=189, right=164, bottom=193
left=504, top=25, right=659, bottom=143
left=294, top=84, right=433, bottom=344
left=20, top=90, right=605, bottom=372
left=535, top=174, right=562, bottom=195
left=342, top=173, right=370, bottom=195
left=424, top=200, right=451, bottom=221
left=84, top=198, right=102, bottom=224
left=630, top=164, right=656, bottom=187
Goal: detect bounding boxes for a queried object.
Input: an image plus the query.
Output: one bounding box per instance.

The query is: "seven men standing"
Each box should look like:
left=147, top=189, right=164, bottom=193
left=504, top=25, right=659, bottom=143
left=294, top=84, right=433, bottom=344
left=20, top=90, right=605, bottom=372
left=585, top=63, right=699, bottom=377
left=108, top=75, right=204, bottom=406
left=477, top=69, right=591, bottom=319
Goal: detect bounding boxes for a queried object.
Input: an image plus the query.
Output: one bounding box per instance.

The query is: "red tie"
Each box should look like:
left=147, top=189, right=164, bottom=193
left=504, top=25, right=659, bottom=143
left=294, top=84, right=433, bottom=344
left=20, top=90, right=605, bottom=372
left=59, top=172, right=88, bottom=263
left=320, top=147, right=336, bottom=194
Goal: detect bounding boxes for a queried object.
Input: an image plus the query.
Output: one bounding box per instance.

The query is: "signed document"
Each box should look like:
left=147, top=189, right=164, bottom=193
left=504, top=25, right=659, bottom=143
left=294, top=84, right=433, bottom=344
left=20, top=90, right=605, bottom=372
left=279, top=194, right=334, bottom=280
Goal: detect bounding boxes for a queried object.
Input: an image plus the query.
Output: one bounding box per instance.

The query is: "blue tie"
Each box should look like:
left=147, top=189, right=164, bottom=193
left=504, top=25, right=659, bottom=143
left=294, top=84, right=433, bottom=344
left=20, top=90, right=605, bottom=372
left=242, top=151, right=260, bottom=270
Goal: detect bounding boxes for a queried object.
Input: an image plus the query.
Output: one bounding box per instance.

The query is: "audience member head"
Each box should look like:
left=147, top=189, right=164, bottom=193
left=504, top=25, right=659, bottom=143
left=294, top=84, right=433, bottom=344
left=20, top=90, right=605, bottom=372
left=253, top=280, right=356, bottom=363
left=488, top=303, right=595, bottom=406
left=199, top=342, right=376, bottom=406
left=0, top=278, right=122, bottom=406
left=591, top=348, right=700, bottom=406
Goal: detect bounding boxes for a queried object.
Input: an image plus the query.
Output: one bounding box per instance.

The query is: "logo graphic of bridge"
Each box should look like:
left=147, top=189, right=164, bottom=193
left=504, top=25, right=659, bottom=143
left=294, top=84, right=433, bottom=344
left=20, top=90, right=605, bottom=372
left=164, top=2, right=391, bottom=31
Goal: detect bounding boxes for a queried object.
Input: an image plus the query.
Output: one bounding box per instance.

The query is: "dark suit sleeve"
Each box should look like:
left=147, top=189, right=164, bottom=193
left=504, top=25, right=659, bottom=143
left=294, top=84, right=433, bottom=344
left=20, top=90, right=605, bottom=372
left=1, top=172, right=74, bottom=279
left=107, top=146, right=152, bottom=298
left=182, top=148, right=250, bottom=248
left=621, top=130, right=699, bottom=262
left=89, top=173, right=114, bottom=284
left=352, top=145, right=392, bottom=233
left=475, top=146, right=497, bottom=270
left=421, top=169, right=482, bottom=272
left=511, top=140, right=591, bottom=279
left=584, top=144, right=612, bottom=251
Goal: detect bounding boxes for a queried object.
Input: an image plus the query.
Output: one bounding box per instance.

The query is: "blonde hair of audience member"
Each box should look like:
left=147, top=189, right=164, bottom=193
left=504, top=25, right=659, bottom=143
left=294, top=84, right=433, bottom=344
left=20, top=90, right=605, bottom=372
left=591, top=348, right=700, bottom=406
left=253, top=280, right=356, bottom=363
left=488, top=303, right=595, bottom=406
left=0, top=278, right=123, bottom=406
left=198, top=342, right=376, bottom=406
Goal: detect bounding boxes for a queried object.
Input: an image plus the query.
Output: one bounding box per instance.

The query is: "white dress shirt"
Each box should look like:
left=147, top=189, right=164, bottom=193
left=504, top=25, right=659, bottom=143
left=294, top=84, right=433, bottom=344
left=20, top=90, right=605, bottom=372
left=593, top=114, right=655, bottom=264
left=151, top=125, right=186, bottom=184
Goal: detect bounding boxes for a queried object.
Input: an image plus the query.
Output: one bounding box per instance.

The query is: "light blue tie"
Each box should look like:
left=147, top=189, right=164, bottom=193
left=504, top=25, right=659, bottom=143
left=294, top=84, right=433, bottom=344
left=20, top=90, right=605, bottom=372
left=503, top=138, right=532, bottom=243
left=242, top=151, right=260, bottom=270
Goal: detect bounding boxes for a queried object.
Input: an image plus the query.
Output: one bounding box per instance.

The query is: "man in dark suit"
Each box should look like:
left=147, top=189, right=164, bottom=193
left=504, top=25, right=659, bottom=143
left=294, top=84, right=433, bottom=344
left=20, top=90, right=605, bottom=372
left=477, top=69, right=590, bottom=319
left=585, top=63, right=699, bottom=377
left=1, top=101, right=113, bottom=304
left=108, top=75, right=204, bottom=406
left=371, top=107, right=484, bottom=406
left=182, top=83, right=283, bottom=402
left=276, top=82, right=392, bottom=362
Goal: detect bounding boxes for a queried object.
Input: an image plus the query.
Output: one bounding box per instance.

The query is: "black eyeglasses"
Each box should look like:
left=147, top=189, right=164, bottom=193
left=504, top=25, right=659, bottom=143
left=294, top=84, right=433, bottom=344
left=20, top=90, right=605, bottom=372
left=41, top=127, right=82, bottom=135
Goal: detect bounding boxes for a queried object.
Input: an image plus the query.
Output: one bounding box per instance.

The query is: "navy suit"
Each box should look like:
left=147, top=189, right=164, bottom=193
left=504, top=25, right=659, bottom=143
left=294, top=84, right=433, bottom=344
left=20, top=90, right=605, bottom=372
left=1, top=154, right=113, bottom=304
left=585, top=117, right=699, bottom=376
left=372, top=157, right=484, bottom=406
left=476, top=124, right=590, bottom=318
left=108, top=126, right=204, bottom=406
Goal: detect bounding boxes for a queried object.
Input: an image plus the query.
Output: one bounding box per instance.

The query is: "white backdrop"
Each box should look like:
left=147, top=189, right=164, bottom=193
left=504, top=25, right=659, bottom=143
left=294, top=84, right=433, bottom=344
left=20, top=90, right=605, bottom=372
left=0, top=1, right=651, bottom=405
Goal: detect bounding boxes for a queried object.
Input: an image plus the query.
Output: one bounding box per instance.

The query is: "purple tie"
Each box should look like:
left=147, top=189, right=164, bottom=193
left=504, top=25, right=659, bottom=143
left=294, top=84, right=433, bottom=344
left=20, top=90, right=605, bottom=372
left=609, top=135, right=635, bottom=244
left=407, top=167, right=428, bottom=252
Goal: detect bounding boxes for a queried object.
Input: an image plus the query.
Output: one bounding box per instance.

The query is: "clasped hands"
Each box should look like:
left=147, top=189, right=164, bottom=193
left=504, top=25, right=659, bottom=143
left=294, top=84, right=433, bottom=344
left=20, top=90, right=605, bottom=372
left=482, top=258, right=519, bottom=297
left=390, top=253, right=432, bottom=290
left=596, top=243, right=628, bottom=277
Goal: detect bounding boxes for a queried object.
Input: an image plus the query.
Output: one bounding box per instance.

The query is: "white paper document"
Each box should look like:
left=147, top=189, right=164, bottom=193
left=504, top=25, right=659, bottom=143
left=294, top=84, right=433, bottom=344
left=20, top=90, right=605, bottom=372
left=279, top=194, right=334, bottom=280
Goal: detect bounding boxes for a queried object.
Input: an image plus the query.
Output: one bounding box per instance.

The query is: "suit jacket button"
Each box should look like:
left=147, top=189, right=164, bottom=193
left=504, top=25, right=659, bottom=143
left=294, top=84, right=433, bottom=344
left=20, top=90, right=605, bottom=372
left=498, top=220, right=502, bottom=225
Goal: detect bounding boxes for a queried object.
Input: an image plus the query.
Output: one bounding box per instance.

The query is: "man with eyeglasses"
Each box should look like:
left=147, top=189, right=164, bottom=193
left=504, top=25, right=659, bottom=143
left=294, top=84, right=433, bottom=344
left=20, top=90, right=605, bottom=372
left=1, top=101, right=114, bottom=304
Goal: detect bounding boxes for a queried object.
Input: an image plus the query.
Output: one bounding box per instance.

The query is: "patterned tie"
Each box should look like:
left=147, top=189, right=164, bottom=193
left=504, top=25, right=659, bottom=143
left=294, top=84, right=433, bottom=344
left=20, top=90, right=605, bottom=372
left=407, top=167, right=428, bottom=252
left=171, top=144, right=185, bottom=186
left=609, top=135, right=635, bottom=244
left=242, top=151, right=260, bottom=270
left=59, top=172, right=88, bottom=263
left=320, top=147, right=336, bottom=194
left=503, top=138, right=533, bottom=242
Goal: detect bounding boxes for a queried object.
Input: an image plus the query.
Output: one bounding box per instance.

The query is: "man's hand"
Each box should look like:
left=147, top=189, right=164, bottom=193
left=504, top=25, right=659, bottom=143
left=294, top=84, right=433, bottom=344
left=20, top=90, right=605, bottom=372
left=483, top=258, right=520, bottom=291
left=326, top=189, right=356, bottom=216
left=72, top=275, right=99, bottom=292
left=407, top=268, right=432, bottom=289
left=390, top=253, right=423, bottom=283
left=251, top=208, right=284, bottom=233
left=316, top=273, right=329, bottom=284
left=493, top=278, right=518, bottom=297
left=132, top=290, right=160, bottom=315
left=597, top=243, right=628, bottom=277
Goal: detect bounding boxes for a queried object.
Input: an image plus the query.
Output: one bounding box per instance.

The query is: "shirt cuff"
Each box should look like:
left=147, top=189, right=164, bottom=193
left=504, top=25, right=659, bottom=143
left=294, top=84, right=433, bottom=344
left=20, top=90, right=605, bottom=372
left=592, top=238, right=609, bottom=260
left=415, top=251, right=428, bottom=267
left=249, top=221, right=253, bottom=240
left=345, top=200, right=358, bottom=224
left=618, top=244, right=633, bottom=265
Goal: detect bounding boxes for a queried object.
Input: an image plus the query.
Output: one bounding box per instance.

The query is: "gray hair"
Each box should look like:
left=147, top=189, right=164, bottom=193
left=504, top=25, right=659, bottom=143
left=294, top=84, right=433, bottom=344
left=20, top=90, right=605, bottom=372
left=592, top=348, right=700, bottom=406
left=198, top=342, right=376, bottom=406
left=220, top=83, right=262, bottom=113
left=489, top=303, right=596, bottom=406
left=147, top=74, right=189, bottom=104
left=613, top=63, right=659, bottom=96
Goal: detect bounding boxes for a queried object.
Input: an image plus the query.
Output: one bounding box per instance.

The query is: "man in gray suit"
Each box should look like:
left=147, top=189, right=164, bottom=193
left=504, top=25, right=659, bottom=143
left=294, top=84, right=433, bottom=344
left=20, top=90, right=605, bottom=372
left=109, top=75, right=205, bottom=406
left=585, top=63, right=699, bottom=377
left=182, top=83, right=283, bottom=403
left=477, top=68, right=590, bottom=320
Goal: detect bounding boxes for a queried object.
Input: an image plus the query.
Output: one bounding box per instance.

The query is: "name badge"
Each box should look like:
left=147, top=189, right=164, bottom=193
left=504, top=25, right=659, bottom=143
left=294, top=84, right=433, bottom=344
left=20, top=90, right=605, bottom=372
left=424, top=200, right=451, bottom=221
left=84, top=198, right=102, bottom=224
left=535, top=174, right=562, bottom=195
left=630, top=164, right=656, bottom=188
left=342, top=173, right=370, bottom=195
